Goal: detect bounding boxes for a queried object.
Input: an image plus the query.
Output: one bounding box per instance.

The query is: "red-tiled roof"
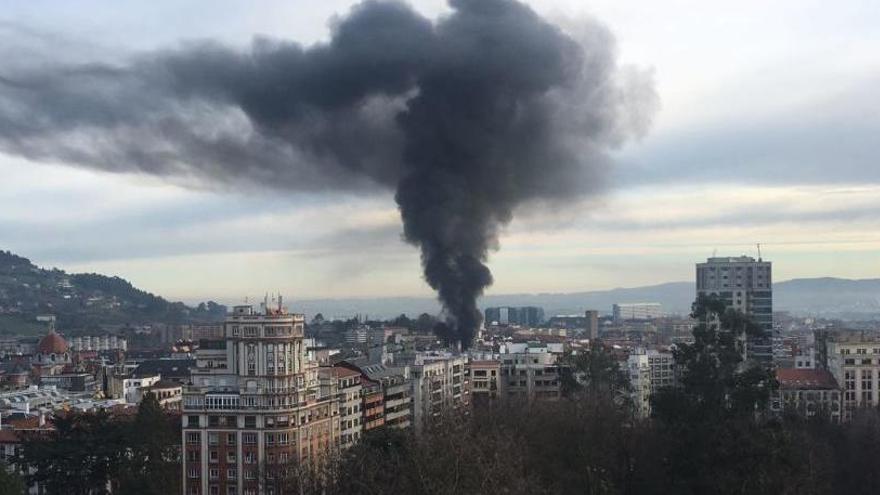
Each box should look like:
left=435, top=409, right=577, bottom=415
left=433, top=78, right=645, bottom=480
left=776, top=368, right=839, bottom=390
left=0, top=430, right=19, bottom=443
left=333, top=366, right=361, bottom=379
left=38, top=330, right=69, bottom=354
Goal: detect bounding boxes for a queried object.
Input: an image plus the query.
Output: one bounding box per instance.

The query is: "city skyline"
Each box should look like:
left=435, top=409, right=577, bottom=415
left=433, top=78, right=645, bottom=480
left=1, top=0, right=879, bottom=302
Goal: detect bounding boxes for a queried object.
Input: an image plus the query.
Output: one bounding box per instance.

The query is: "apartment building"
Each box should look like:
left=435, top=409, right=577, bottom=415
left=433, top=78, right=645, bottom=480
left=468, top=360, right=502, bottom=406
left=181, top=302, right=340, bottom=495
left=345, top=363, right=413, bottom=430
left=361, top=378, right=385, bottom=431
left=696, top=256, right=773, bottom=363
left=821, top=331, right=880, bottom=421
left=498, top=347, right=564, bottom=402
left=772, top=368, right=841, bottom=422
left=332, top=366, right=363, bottom=449
left=409, top=353, right=469, bottom=434
left=627, top=348, right=675, bottom=418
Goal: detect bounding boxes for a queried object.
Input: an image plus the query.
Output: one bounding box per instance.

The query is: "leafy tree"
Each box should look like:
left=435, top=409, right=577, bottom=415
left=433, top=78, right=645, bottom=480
left=0, top=466, right=26, bottom=495
left=559, top=344, right=630, bottom=402
left=118, top=393, right=180, bottom=494
left=19, top=411, right=126, bottom=495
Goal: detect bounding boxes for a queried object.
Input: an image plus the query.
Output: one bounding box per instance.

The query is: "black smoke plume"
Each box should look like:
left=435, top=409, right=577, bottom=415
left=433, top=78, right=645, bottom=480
left=0, top=0, right=655, bottom=347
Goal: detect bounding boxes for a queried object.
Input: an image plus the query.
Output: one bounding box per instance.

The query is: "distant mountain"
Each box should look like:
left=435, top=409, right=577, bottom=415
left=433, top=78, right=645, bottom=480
left=2, top=249, right=878, bottom=332
left=0, top=250, right=226, bottom=334
left=293, top=279, right=880, bottom=321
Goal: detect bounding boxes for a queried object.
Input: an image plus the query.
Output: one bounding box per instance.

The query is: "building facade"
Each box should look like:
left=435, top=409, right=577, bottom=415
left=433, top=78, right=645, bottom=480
left=772, top=368, right=841, bottom=422
left=822, top=331, right=880, bottom=421
left=181, top=303, right=340, bottom=495
left=485, top=306, right=545, bottom=327
left=409, top=354, right=469, bottom=434
left=696, top=256, right=773, bottom=362
left=627, top=348, right=675, bottom=418
left=612, top=303, right=664, bottom=322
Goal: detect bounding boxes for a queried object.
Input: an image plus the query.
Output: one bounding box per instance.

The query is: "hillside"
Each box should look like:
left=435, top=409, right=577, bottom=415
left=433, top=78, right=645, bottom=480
left=0, top=250, right=225, bottom=334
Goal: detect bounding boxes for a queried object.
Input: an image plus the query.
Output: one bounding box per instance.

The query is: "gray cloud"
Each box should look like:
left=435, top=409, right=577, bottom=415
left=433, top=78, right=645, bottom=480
left=615, top=78, right=880, bottom=187
left=0, top=0, right=654, bottom=344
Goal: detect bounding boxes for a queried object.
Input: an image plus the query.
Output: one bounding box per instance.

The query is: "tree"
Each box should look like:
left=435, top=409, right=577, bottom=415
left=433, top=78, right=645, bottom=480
left=559, top=344, right=630, bottom=403
left=650, top=295, right=793, bottom=494
left=19, top=411, right=126, bottom=495
left=0, top=466, right=26, bottom=495
left=118, top=392, right=180, bottom=495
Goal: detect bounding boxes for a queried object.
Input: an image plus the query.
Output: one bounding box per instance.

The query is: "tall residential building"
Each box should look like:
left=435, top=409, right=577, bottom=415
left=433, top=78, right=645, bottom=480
left=182, top=303, right=340, bottom=495
left=696, top=256, right=773, bottom=363
left=584, top=310, right=600, bottom=340
left=612, top=303, right=664, bottom=322
left=409, top=353, right=470, bottom=434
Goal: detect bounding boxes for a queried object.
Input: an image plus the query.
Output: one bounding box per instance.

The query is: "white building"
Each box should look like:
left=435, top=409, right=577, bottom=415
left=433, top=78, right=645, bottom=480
left=612, top=303, right=664, bottom=322
left=823, top=331, right=880, bottom=421
left=108, top=374, right=161, bottom=403
left=69, top=335, right=127, bottom=352
left=627, top=348, right=675, bottom=418
left=408, top=353, right=469, bottom=434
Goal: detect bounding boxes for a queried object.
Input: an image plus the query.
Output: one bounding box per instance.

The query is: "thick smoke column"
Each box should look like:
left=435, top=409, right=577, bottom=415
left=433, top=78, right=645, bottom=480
left=0, top=0, right=655, bottom=347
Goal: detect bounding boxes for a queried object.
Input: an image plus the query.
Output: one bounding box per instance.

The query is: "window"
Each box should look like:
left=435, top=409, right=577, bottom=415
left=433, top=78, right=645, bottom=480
left=210, top=486, right=219, bottom=495
left=188, top=415, right=200, bottom=427
left=187, top=432, right=201, bottom=444
left=208, top=416, right=220, bottom=427
left=227, top=452, right=236, bottom=463
left=209, top=450, right=219, bottom=463
left=227, top=433, right=237, bottom=445
left=243, top=433, right=257, bottom=445
left=188, top=468, right=200, bottom=478
left=227, top=468, right=237, bottom=480
left=186, top=450, right=200, bottom=462
left=209, top=468, right=219, bottom=480
left=208, top=432, right=219, bottom=445
left=244, top=416, right=257, bottom=428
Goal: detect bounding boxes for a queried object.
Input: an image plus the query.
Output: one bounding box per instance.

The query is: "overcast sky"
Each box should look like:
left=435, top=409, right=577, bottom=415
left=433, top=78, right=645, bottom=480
left=1, top=0, right=878, bottom=304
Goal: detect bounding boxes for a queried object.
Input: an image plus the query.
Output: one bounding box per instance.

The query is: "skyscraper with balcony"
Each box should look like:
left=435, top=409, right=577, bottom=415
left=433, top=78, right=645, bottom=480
left=696, top=256, right=773, bottom=363
left=181, top=302, right=340, bottom=495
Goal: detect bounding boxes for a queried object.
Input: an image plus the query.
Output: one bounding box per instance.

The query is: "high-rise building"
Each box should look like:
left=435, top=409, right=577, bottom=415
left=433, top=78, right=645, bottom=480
left=181, top=302, right=340, bottom=495
left=696, top=256, right=773, bottom=363
left=584, top=310, right=599, bottom=340
left=484, top=306, right=545, bottom=327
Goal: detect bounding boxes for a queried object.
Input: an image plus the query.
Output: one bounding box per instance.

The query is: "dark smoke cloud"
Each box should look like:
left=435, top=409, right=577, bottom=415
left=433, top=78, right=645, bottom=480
left=0, top=0, right=655, bottom=346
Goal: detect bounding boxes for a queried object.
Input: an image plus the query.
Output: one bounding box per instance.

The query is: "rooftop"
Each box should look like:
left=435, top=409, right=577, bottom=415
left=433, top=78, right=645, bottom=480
left=776, top=368, right=839, bottom=390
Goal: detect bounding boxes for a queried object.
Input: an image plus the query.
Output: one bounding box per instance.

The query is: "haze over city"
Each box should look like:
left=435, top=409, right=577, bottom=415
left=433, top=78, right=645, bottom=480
left=1, top=0, right=878, bottom=303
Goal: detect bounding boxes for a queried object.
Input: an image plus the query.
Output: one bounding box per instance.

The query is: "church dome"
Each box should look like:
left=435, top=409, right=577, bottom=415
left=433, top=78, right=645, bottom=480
left=37, top=330, right=69, bottom=354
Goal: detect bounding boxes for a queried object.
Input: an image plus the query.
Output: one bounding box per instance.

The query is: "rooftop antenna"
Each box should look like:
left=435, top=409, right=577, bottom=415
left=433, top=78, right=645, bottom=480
left=757, top=243, right=762, bottom=262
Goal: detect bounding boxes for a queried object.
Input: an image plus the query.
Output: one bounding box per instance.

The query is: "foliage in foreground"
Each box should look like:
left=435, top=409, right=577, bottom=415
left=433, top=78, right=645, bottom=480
left=16, top=393, right=179, bottom=495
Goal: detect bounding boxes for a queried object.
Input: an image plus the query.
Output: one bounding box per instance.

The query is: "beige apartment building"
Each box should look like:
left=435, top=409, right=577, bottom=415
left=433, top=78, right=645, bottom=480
left=823, top=331, right=880, bottom=421
left=181, top=302, right=340, bottom=495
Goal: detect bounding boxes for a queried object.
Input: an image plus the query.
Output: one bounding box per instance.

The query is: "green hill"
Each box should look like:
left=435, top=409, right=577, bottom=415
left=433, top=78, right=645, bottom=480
left=0, top=250, right=225, bottom=334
